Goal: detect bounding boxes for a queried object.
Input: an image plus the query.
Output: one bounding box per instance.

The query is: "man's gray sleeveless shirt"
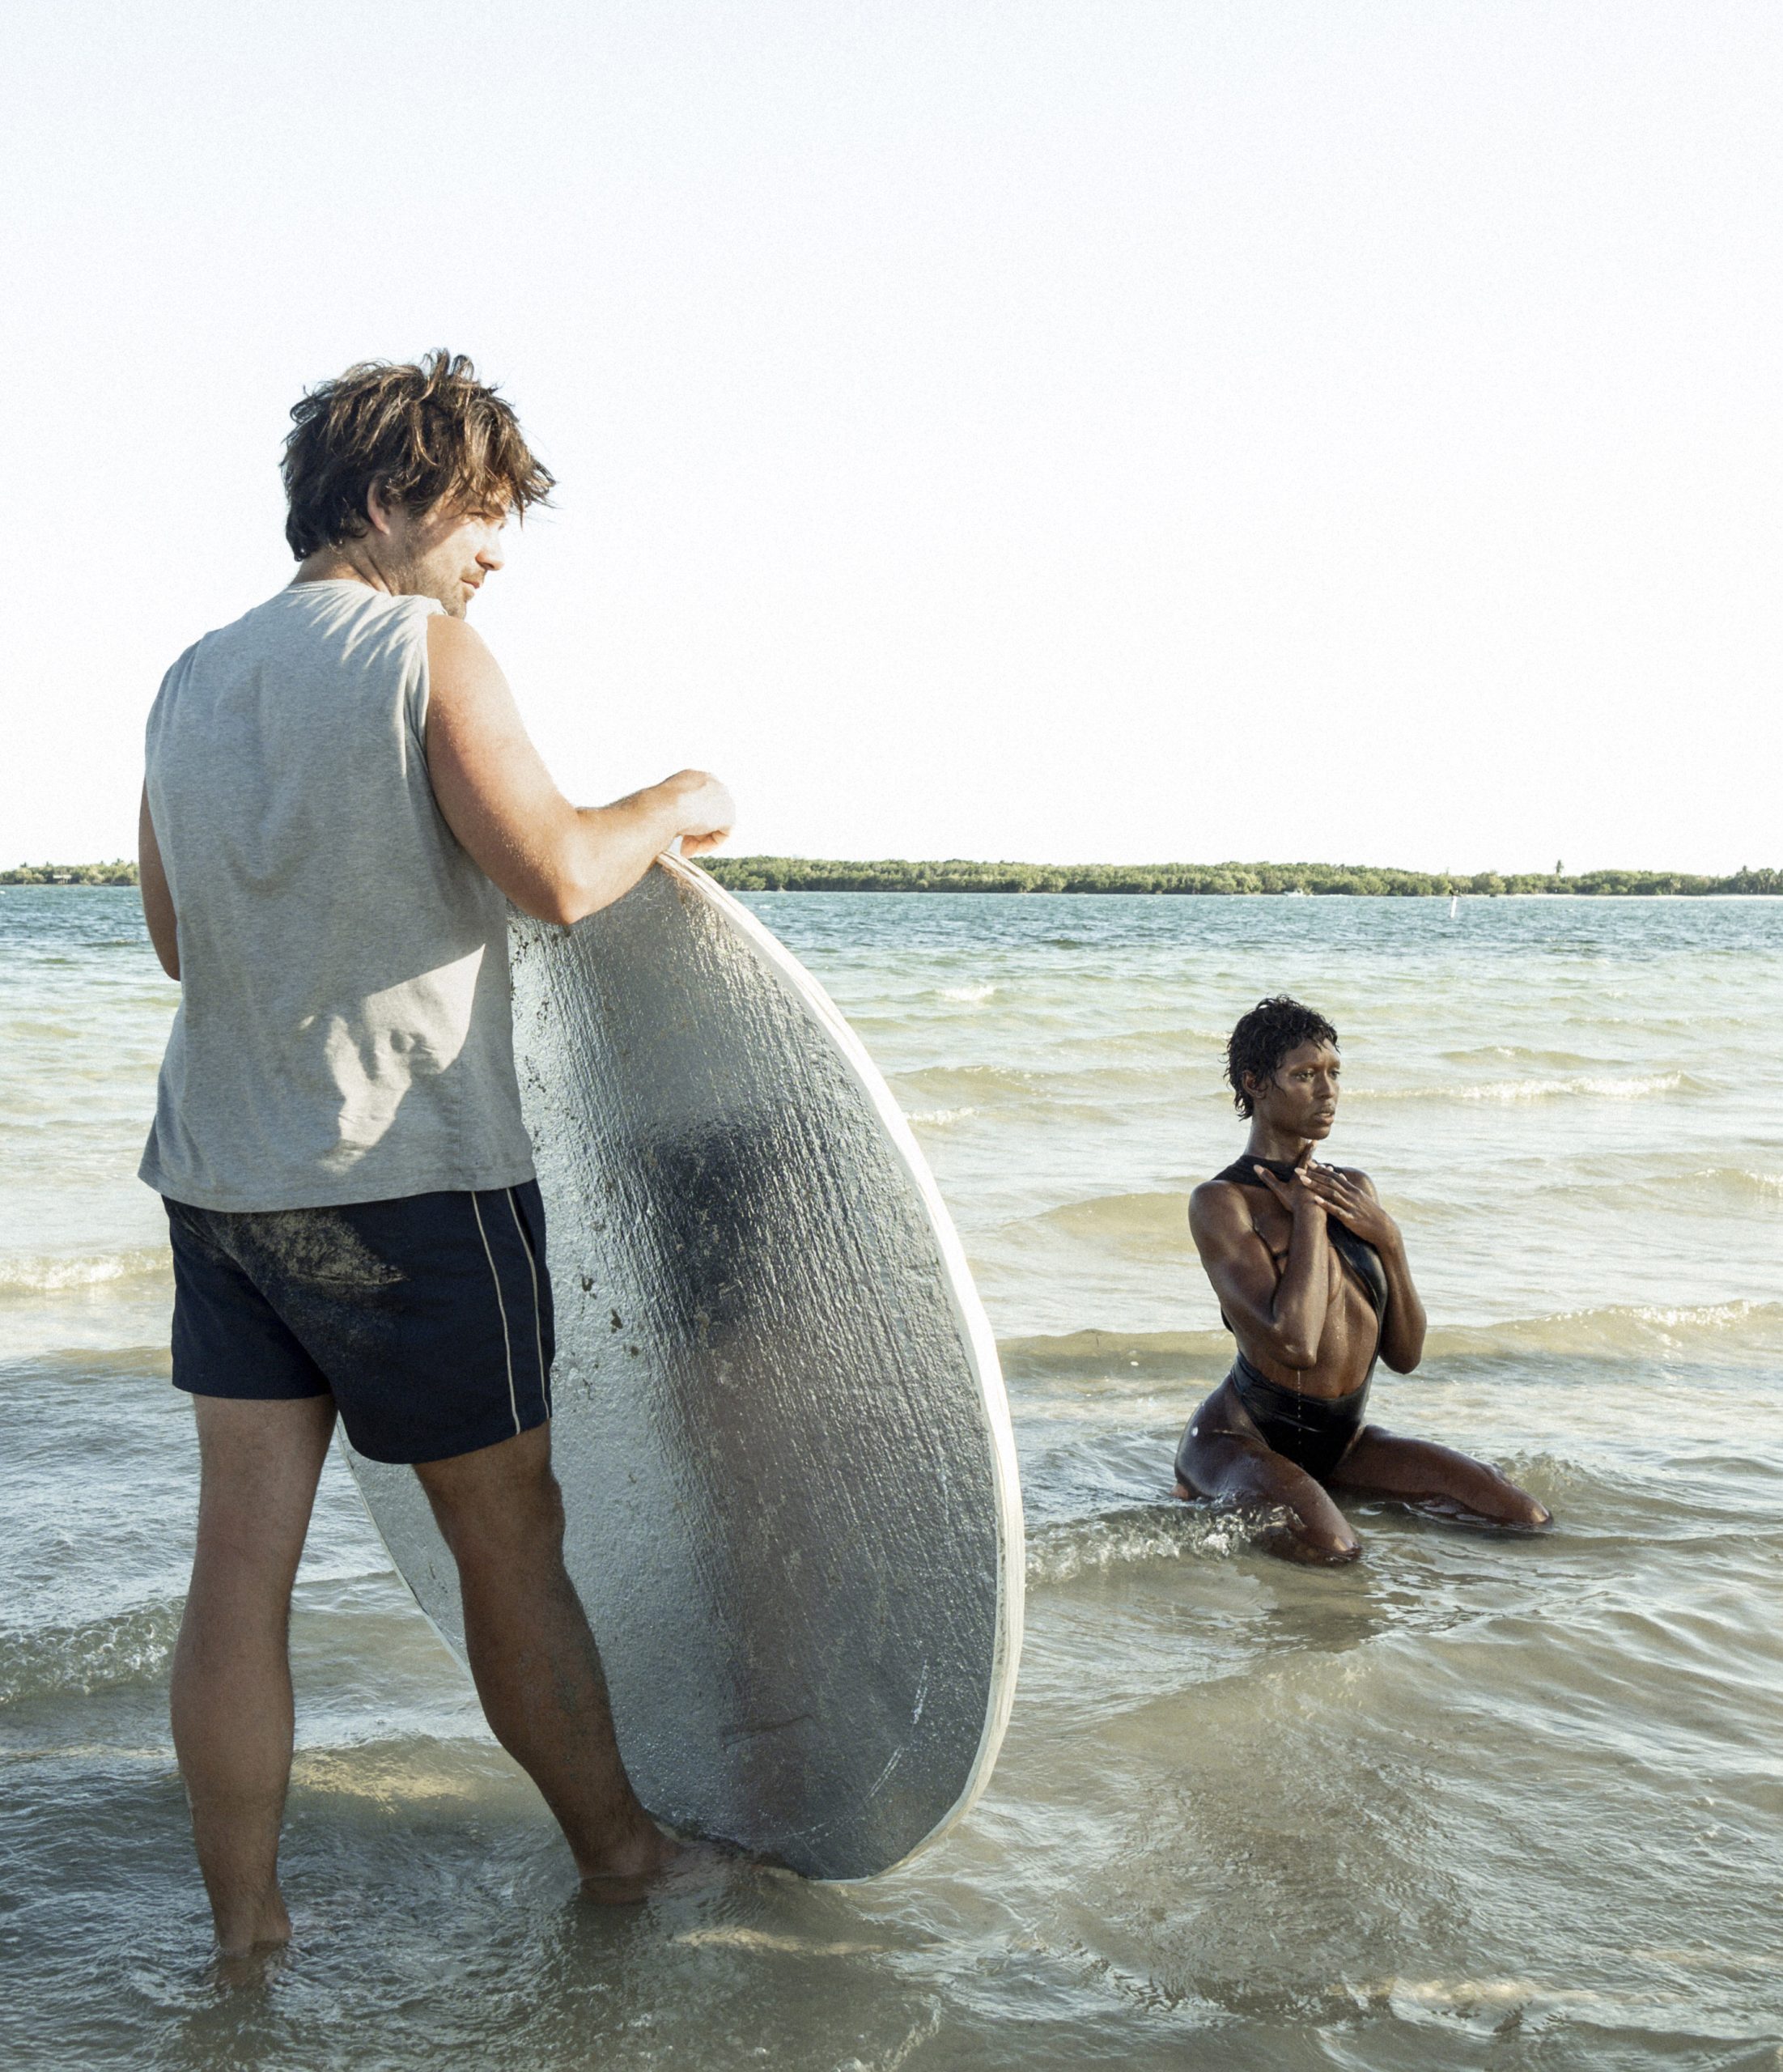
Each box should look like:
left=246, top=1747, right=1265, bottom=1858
left=139, top=581, right=536, bottom=1211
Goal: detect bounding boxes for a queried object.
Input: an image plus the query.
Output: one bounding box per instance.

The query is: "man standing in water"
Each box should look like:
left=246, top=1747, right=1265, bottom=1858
left=137, top=353, right=735, bottom=1954
left=1175, top=996, right=1550, bottom=1561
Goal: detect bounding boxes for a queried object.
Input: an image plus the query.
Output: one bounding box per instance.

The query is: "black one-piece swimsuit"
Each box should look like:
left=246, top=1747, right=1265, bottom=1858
left=1177, top=1155, right=1390, bottom=1485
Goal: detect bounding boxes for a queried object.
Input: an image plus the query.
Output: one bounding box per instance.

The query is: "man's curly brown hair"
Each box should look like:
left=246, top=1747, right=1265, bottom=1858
left=281, top=350, right=554, bottom=558
left=1225, top=996, right=1339, bottom=1117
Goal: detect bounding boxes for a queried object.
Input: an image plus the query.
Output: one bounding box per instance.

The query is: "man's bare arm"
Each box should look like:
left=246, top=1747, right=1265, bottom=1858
left=423, top=617, right=733, bottom=926
left=1189, top=1177, right=1331, bottom=1370
left=138, top=785, right=180, bottom=979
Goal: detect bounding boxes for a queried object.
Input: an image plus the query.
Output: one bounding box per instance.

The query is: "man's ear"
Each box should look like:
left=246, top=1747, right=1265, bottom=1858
left=366, top=478, right=397, bottom=537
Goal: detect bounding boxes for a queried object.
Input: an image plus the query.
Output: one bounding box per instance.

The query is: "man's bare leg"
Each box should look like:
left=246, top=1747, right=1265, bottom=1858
left=171, top=1393, right=336, bottom=1955
left=414, top=1425, right=682, bottom=1893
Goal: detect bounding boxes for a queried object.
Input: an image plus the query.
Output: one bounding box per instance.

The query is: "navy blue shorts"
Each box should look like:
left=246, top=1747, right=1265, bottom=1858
left=163, top=1183, right=555, bottom=1465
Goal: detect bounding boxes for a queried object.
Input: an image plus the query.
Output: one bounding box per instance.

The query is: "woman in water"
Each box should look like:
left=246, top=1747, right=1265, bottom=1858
left=1175, top=995, right=1550, bottom=1563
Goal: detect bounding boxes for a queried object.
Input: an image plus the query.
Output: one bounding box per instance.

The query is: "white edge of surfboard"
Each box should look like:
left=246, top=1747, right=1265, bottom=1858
left=335, top=1454, right=468, bottom=1658
left=659, top=852, right=1026, bottom=1879
left=341, top=854, right=1027, bottom=1882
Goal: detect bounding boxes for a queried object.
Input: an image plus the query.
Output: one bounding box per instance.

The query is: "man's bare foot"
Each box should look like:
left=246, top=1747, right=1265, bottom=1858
left=210, top=1939, right=293, bottom=1990
left=212, top=1885, right=292, bottom=1960
left=206, top=1887, right=294, bottom=1984
left=578, top=1833, right=739, bottom=1904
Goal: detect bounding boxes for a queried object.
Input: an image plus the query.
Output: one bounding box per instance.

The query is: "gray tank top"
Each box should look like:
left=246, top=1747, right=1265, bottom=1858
left=139, top=580, right=536, bottom=1211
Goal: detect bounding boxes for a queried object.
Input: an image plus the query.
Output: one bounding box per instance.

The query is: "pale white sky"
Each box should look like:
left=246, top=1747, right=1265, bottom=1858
left=4, top=1, right=1779, bottom=873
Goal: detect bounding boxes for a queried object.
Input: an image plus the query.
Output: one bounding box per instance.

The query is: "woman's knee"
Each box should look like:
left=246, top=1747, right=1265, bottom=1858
left=1463, top=1457, right=1552, bottom=1530
left=1496, top=1483, right=1552, bottom=1529
left=1217, top=1461, right=1361, bottom=1562
left=1283, top=1508, right=1361, bottom=1563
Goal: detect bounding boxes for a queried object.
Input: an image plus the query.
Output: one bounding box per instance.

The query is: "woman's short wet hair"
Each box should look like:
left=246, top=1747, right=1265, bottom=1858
left=281, top=350, right=554, bottom=558
left=1225, top=996, right=1339, bottom=1117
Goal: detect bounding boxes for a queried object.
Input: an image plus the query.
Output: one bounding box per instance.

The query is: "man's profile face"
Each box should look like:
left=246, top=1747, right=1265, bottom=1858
left=373, top=493, right=508, bottom=617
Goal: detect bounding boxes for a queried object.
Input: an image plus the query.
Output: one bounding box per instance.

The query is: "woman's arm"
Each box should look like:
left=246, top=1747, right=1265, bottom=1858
left=1189, top=1165, right=1332, bottom=1370
left=1305, top=1168, right=1426, bottom=1373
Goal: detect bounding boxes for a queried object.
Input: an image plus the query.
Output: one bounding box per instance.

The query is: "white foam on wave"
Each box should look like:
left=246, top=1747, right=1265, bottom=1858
left=1620, top=1298, right=1777, bottom=1335
left=1377, top=1975, right=1614, bottom=2011
left=1425, top=1297, right=1783, bottom=1361
left=0, top=1601, right=180, bottom=1704
left=0, top=1248, right=168, bottom=1295
left=1359, top=1070, right=1692, bottom=1105
left=906, top=1106, right=979, bottom=1129
left=1026, top=1506, right=1264, bottom=1582
left=1726, top=1168, right=1783, bottom=1198
left=1461, top=1070, right=1690, bottom=1102
left=938, top=983, right=997, bottom=1004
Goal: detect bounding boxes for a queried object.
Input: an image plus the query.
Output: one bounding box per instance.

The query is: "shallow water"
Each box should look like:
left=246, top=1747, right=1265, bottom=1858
left=2, top=886, right=1781, bottom=2069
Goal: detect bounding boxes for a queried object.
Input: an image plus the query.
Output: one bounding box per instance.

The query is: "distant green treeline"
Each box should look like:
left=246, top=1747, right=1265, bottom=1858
left=703, top=857, right=1783, bottom=897
left=2, top=860, right=139, bottom=885
left=6, top=856, right=1781, bottom=897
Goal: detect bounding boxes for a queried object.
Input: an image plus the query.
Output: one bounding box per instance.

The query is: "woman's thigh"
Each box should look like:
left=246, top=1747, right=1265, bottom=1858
left=1331, top=1425, right=1550, bottom=1527
left=1177, top=1393, right=1360, bottom=1561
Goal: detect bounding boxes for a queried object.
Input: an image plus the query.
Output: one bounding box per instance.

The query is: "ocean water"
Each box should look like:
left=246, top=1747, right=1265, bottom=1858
left=3, top=885, right=1782, bottom=2070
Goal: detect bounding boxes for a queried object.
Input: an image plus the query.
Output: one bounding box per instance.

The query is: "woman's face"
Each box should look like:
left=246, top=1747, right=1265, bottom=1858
left=1249, top=1039, right=1340, bottom=1141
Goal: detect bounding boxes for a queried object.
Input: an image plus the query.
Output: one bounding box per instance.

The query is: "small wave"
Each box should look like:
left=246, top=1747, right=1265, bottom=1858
left=938, top=983, right=996, bottom=1004
left=0, top=1344, right=172, bottom=1387
left=1438, top=1044, right=1604, bottom=1069
left=0, top=1602, right=180, bottom=1704
left=1696, top=1166, right=1783, bottom=1200
left=1430, top=1299, right=1783, bottom=1360
left=898, top=1064, right=1038, bottom=1107
left=1356, top=1070, right=1700, bottom=1105
left=898, top=1059, right=1210, bottom=1109
left=1002, top=1328, right=1232, bottom=1381
left=1458, top=1069, right=1694, bottom=1103
left=0, top=1342, right=172, bottom=1392
left=1038, top=1024, right=1232, bottom=1061
left=1001, top=1302, right=1783, bottom=1379
left=1028, top=1191, right=1195, bottom=1255
left=0, top=1247, right=168, bottom=1295
left=906, top=1106, right=979, bottom=1130
left=1597, top=1164, right=1783, bottom=1209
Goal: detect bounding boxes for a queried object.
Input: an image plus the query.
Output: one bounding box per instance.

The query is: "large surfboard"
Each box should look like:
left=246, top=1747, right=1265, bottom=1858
left=342, top=856, right=1024, bottom=1879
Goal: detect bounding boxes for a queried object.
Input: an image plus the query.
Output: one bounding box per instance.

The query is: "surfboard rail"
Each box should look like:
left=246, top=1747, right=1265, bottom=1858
left=656, top=852, right=1025, bottom=1876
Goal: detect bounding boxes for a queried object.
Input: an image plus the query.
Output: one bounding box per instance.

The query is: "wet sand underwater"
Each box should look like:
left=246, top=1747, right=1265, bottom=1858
left=3, top=887, right=1782, bottom=2069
